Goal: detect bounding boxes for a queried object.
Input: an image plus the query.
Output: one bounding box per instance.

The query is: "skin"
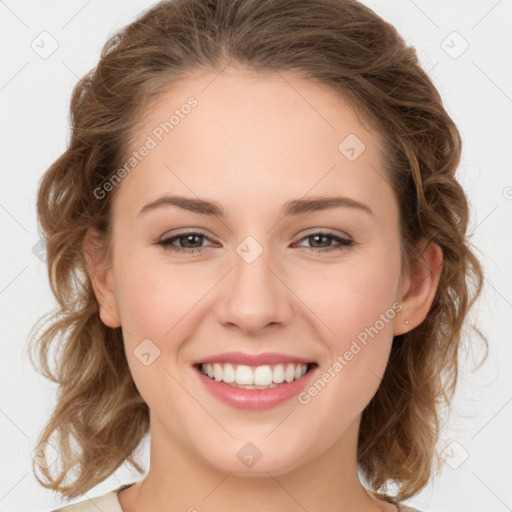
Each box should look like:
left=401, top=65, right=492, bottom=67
left=85, top=65, right=442, bottom=512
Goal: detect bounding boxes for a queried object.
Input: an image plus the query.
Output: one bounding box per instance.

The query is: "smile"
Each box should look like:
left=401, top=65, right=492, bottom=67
left=193, top=362, right=318, bottom=410
left=198, top=362, right=313, bottom=388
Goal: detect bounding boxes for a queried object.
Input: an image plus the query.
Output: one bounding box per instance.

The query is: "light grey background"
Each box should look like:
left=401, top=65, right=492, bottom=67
left=0, top=1, right=511, bottom=511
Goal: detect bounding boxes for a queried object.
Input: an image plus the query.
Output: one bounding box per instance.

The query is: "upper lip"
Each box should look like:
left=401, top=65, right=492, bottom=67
left=192, top=351, right=316, bottom=367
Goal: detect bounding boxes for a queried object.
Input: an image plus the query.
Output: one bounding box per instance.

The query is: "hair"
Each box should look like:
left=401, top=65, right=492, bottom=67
left=28, top=0, right=486, bottom=503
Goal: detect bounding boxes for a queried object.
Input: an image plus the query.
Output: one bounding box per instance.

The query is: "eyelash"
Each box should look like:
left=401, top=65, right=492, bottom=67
left=156, top=230, right=353, bottom=255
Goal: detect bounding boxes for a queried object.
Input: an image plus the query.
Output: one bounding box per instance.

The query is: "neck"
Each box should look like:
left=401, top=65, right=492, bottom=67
left=118, top=414, right=396, bottom=512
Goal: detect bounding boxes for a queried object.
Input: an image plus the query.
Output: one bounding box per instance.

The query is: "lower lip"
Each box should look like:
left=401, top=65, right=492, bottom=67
left=194, top=365, right=317, bottom=411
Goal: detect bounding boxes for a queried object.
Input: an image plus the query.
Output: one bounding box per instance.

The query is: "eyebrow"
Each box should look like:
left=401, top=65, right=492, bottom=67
left=138, top=194, right=373, bottom=218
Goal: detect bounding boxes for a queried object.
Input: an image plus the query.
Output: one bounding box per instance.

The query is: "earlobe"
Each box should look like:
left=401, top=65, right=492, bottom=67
left=394, top=240, right=443, bottom=336
left=83, top=228, right=121, bottom=328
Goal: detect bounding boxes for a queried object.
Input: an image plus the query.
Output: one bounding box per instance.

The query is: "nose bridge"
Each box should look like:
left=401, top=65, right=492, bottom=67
left=216, top=233, right=293, bottom=332
left=233, top=233, right=280, bottom=302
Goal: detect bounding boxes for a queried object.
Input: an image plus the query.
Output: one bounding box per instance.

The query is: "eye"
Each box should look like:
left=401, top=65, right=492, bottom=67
left=294, top=231, right=353, bottom=253
left=156, top=230, right=353, bottom=255
left=157, top=231, right=216, bottom=254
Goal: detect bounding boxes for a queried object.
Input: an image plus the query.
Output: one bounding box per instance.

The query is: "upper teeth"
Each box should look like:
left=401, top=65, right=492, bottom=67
left=201, top=363, right=309, bottom=385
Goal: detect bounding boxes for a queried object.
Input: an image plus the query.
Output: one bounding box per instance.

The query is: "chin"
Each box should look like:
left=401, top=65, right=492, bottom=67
left=198, top=441, right=306, bottom=477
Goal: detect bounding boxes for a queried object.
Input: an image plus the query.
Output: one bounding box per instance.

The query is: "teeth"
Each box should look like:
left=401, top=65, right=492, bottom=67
left=200, top=362, right=309, bottom=386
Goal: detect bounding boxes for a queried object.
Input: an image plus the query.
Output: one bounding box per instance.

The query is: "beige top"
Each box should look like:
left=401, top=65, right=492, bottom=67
left=52, top=483, right=422, bottom=511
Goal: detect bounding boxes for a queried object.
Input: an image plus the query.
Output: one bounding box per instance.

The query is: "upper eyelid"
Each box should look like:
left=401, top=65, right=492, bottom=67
left=160, top=229, right=216, bottom=242
left=159, top=228, right=352, bottom=240
left=159, top=229, right=353, bottom=247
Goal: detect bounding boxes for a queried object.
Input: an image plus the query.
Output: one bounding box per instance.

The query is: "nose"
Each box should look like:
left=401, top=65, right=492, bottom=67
left=215, top=241, right=294, bottom=336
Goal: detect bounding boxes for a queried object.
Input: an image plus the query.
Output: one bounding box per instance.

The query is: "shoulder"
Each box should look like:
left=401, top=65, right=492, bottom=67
left=397, top=505, right=423, bottom=512
left=51, top=483, right=136, bottom=512
left=51, top=489, right=121, bottom=512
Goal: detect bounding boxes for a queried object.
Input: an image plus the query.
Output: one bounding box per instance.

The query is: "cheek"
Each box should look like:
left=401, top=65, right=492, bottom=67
left=305, top=250, right=401, bottom=340
left=113, top=255, right=186, bottom=411
left=300, top=249, right=401, bottom=404
left=112, top=245, right=183, bottom=336
left=113, top=233, right=402, bottom=347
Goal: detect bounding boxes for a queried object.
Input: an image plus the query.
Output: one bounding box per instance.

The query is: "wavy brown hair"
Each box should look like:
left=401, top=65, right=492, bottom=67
left=27, top=0, right=485, bottom=502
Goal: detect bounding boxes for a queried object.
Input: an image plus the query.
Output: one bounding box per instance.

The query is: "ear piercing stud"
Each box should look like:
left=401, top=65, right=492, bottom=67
left=405, top=320, right=409, bottom=325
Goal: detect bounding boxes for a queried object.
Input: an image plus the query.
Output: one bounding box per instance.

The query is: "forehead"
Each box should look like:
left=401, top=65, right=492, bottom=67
left=114, top=67, right=395, bottom=221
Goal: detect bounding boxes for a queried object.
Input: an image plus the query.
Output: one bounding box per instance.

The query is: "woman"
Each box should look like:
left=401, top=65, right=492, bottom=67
left=28, top=0, right=484, bottom=510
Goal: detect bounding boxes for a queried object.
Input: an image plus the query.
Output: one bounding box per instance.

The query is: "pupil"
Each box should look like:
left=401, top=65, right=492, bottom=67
left=312, top=234, right=328, bottom=247
left=184, top=234, right=201, bottom=247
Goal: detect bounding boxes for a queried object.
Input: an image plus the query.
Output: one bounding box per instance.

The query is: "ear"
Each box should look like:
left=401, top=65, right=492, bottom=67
left=83, top=227, right=121, bottom=328
left=394, top=240, right=443, bottom=336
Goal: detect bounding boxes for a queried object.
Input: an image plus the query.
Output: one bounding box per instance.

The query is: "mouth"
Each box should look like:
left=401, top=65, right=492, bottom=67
left=192, top=359, right=319, bottom=410
left=193, top=361, right=318, bottom=389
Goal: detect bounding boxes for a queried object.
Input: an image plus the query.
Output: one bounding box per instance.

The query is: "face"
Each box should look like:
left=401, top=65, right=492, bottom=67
left=93, top=66, right=412, bottom=476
